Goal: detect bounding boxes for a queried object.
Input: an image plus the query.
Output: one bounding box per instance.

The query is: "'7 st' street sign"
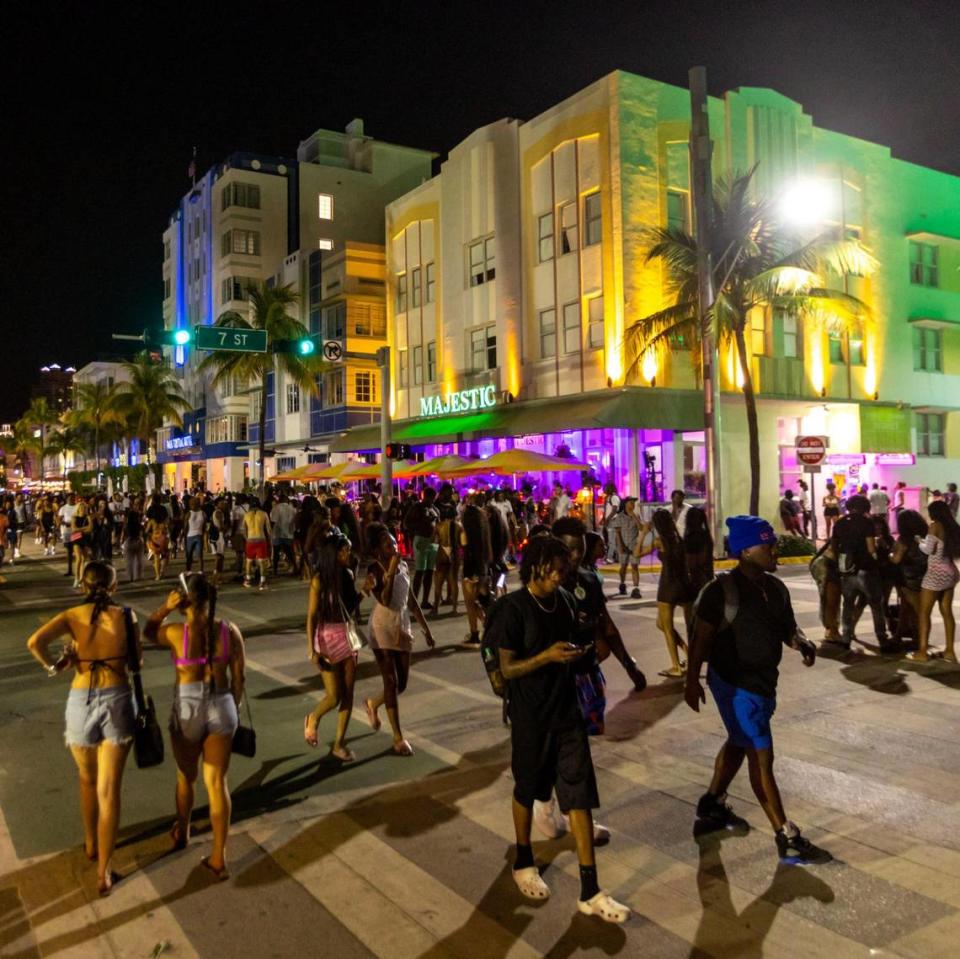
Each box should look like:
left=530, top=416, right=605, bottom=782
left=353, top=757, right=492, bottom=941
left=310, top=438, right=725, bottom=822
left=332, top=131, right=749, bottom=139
left=195, top=326, right=268, bottom=353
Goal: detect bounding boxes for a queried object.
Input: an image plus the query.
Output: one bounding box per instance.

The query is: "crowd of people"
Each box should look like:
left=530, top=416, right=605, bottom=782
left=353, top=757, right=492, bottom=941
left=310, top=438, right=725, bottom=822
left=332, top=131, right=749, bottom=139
left=15, top=473, right=960, bottom=922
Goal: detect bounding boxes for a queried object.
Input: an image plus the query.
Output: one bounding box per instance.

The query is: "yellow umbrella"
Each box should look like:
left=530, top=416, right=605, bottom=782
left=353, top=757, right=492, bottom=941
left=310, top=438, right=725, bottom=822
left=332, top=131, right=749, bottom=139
left=409, top=454, right=481, bottom=476
left=449, top=448, right=586, bottom=476
left=301, top=461, right=351, bottom=480
left=340, top=460, right=421, bottom=481
left=271, top=465, right=315, bottom=482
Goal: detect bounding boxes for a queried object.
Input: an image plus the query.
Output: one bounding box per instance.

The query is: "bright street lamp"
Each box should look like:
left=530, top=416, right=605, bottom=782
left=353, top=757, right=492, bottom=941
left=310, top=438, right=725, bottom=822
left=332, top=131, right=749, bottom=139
left=779, top=177, right=835, bottom=227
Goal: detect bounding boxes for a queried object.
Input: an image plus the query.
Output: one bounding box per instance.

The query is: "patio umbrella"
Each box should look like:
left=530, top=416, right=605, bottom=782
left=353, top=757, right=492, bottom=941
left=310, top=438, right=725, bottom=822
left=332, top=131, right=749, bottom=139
left=301, top=461, right=352, bottom=480
left=409, top=454, right=481, bottom=477
left=271, top=465, right=315, bottom=482
left=339, top=460, right=421, bottom=481
left=448, top=448, right=587, bottom=476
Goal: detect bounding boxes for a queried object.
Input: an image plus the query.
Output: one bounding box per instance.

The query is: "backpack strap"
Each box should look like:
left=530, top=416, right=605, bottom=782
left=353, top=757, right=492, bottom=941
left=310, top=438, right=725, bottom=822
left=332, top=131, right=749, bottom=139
left=719, top=572, right=739, bottom=631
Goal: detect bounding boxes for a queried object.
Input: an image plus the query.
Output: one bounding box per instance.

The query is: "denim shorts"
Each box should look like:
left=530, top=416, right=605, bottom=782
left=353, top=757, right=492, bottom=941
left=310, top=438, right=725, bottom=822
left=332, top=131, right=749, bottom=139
left=64, top=686, right=135, bottom=748
left=169, top=682, right=238, bottom=744
left=707, top=668, right=776, bottom=750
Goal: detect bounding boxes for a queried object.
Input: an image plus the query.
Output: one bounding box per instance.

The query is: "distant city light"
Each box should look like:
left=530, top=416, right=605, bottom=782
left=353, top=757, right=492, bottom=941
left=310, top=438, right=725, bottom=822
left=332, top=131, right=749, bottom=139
left=779, top=178, right=834, bottom=227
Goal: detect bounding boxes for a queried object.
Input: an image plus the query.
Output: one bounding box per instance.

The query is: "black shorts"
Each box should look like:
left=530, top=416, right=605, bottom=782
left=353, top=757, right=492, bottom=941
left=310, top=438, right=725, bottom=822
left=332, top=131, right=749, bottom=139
left=511, top=722, right=599, bottom=813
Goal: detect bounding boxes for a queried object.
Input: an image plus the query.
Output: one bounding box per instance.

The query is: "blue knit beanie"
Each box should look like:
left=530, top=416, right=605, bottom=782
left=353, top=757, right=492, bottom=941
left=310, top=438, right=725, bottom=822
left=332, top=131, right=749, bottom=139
left=726, top=515, right=776, bottom=557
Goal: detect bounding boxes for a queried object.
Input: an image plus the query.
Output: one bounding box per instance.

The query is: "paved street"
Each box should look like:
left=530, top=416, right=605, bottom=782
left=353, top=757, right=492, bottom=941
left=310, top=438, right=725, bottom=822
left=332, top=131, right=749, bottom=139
left=2, top=540, right=960, bottom=958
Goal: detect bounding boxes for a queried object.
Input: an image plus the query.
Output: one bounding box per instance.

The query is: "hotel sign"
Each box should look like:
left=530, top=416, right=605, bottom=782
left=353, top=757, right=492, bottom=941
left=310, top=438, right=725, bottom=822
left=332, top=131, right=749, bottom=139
left=420, top=385, right=497, bottom=418
left=165, top=436, right=195, bottom=451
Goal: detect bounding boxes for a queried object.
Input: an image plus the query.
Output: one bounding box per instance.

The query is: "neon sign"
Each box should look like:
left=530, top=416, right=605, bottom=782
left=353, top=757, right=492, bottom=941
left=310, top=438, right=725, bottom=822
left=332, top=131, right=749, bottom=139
left=165, top=436, right=195, bottom=451
left=420, top=385, right=497, bottom=418
left=871, top=453, right=915, bottom=466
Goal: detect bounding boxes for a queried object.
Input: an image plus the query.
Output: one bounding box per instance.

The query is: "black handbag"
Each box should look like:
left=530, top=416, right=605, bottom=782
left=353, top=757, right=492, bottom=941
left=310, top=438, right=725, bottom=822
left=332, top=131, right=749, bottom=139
left=232, top=695, right=256, bottom=757
left=124, top=607, right=165, bottom=768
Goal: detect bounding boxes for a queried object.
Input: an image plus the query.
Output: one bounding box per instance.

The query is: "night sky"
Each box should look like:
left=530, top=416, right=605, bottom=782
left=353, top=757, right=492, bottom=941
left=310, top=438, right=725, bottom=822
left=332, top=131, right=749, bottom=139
left=3, top=0, right=958, bottom=422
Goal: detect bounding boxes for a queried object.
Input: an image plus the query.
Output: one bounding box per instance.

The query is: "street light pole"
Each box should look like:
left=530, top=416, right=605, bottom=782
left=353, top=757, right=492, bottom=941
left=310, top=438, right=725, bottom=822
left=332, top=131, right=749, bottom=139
left=376, top=346, right=393, bottom=512
left=689, top=66, right=725, bottom=554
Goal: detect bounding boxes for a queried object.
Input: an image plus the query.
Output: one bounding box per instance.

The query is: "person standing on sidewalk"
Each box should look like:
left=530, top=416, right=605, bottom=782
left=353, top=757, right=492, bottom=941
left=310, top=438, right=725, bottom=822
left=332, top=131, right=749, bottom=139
left=242, top=499, right=271, bottom=590
left=608, top=497, right=644, bottom=598
left=685, top=516, right=832, bottom=866
left=59, top=493, right=78, bottom=579
left=910, top=500, right=960, bottom=663
left=489, top=534, right=630, bottom=922
left=270, top=493, right=297, bottom=576
left=121, top=499, right=145, bottom=584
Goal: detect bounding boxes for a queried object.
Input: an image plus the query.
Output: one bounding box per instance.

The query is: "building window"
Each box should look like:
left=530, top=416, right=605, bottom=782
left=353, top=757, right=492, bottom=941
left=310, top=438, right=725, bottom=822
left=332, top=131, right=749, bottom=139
left=917, top=412, right=945, bottom=457
left=425, top=262, right=436, bottom=303
left=349, top=302, right=386, bottom=337
left=909, top=241, right=938, bottom=287
left=667, top=190, right=690, bottom=233
left=413, top=345, right=423, bottom=385
left=427, top=341, right=437, bottom=382
left=163, top=240, right=171, bottom=261
left=318, top=193, right=333, bottom=220
left=163, top=278, right=171, bottom=300
left=411, top=267, right=422, bottom=308
left=470, top=326, right=497, bottom=370
left=323, top=370, right=345, bottom=406
left=324, top=302, right=346, bottom=340
left=354, top=371, right=376, bottom=404
left=469, top=237, right=496, bottom=286
left=848, top=326, right=865, bottom=366
left=563, top=302, right=580, bottom=354
left=587, top=297, right=604, bottom=349
left=396, top=273, right=407, bottom=312
left=751, top=312, right=768, bottom=356
left=538, top=212, right=555, bottom=262
left=317, top=238, right=334, bottom=251
left=781, top=314, right=799, bottom=359
left=913, top=327, right=943, bottom=372
left=222, top=182, right=261, bottom=211
left=539, top=308, right=557, bottom=358
left=286, top=384, right=300, bottom=414
left=222, top=229, right=260, bottom=256
left=220, top=276, right=256, bottom=305
left=828, top=331, right=844, bottom=364
left=584, top=192, right=602, bottom=246
left=560, top=203, right=578, bottom=255
left=398, top=349, right=408, bottom=388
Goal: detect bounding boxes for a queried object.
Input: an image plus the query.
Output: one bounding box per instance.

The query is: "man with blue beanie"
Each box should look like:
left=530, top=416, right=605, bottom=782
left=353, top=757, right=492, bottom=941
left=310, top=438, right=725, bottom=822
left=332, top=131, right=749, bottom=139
left=685, top=515, right=831, bottom=865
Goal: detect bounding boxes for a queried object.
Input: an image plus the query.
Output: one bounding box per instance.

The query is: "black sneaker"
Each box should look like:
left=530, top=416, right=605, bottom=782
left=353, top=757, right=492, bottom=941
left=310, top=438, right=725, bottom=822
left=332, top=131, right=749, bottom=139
left=618, top=583, right=627, bottom=596
left=627, top=663, right=647, bottom=692
left=776, top=829, right=833, bottom=865
left=630, top=587, right=642, bottom=599
left=694, top=793, right=750, bottom=835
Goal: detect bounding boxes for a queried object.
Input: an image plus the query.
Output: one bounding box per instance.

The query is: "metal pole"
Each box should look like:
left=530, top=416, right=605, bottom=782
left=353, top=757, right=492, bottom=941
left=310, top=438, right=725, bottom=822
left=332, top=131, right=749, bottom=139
left=689, top=66, right=725, bottom=554
left=377, top=346, right=393, bottom=513
left=809, top=471, right=819, bottom=543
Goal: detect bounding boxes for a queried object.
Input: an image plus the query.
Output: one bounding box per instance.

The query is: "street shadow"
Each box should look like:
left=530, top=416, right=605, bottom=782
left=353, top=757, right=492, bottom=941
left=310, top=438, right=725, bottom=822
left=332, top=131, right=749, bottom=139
left=688, top=832, right=834, bottom=959
left=603, top=680, right=685, bottom=742
left=837, top=657, right=912, bottom=695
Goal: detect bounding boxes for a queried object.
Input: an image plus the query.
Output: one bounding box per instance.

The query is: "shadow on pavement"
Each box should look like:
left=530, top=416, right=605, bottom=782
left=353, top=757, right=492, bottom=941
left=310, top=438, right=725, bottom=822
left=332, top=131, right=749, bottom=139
left=603, top=680, right=685, bottom=741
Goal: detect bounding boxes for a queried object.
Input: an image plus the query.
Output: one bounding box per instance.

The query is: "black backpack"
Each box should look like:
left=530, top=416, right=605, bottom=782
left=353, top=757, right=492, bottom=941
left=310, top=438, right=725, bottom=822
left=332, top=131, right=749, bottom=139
left=688, top=571, right=790, bottom=643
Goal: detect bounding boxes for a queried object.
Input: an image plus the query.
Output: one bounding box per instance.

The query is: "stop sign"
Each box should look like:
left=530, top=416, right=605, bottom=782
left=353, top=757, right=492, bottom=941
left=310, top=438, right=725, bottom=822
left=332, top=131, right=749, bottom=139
left=795, top=435, right=827, bottom=466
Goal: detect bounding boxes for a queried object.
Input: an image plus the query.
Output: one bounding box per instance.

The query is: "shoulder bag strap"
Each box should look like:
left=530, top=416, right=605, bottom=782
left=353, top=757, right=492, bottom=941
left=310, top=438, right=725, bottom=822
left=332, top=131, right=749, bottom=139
left=123, top=607, right=148, bottom=715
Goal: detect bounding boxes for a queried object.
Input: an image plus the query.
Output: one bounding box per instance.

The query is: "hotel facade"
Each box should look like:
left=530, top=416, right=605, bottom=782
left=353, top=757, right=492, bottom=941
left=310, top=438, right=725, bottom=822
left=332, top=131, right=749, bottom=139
left=326, top=71, right=960, bottom=523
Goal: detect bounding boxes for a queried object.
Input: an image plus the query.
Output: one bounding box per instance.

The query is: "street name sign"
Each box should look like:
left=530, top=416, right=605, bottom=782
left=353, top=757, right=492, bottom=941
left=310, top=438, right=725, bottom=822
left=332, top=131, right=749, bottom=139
left=795, top=435, right=828, bottom=466
left=195, top=327, right=268, bottom=353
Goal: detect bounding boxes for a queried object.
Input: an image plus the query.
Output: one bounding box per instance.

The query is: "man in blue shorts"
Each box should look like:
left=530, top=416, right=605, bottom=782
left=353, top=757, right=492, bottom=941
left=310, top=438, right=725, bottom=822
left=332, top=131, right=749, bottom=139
left=685, top=515, right=832, bottom=865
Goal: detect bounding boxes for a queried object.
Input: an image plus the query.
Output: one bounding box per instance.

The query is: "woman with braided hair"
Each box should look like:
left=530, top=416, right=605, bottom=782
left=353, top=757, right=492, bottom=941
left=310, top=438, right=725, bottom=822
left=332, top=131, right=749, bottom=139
left=144, top=572, right=246, bottom=880
left=26, top=561, right=137, bottom=897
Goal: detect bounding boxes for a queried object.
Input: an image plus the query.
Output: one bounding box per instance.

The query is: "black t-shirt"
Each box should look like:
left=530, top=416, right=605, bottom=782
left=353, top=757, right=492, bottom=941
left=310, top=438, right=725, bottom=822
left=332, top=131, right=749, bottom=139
left=831, top=514, right=876, bottom=571
left=566, top=567, right=606, bottom=648
left=699, top=569, right=796, bottom=698
left=779, top=498, right=799, bottom=518
left=487, top=587, right=581, bottom=730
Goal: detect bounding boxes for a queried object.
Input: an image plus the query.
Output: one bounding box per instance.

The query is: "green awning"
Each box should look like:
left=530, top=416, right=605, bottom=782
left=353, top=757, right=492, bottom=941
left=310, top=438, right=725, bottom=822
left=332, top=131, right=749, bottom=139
left=330, top=388, right=704, bottom=452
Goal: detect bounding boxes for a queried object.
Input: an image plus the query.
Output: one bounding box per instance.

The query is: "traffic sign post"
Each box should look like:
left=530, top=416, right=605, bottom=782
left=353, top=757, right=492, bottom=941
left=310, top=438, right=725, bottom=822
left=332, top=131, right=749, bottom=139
left=795, top=435, right=829, bottom=543
left=195, top=326, right=268, bottom=353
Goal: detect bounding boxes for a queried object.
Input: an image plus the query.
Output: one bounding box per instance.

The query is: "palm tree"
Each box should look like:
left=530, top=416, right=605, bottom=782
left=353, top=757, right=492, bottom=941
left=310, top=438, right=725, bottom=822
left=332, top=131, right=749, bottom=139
left=199, top=281, right=328, bottom=492
left=626, top=169, right=876, bottom=515
left=112, top=352, right=190, bottom=489
left=1, top=420, right=41, bottom=480
left=21, top=398, right=59, bottom=479
left=45, top=428, right=85, bottom=480
left=68, top=381, right=125, bottom=477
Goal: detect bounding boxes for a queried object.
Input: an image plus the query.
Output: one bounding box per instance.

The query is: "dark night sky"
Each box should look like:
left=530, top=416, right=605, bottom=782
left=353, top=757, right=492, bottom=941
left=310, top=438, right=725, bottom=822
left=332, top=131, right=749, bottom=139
left=3, top=0, right=958, bottom=421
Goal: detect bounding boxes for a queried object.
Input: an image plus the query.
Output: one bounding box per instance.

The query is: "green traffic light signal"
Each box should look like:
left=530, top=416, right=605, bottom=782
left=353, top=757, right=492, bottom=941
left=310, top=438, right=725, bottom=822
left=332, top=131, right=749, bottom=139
left=298, top=338, right=316, bottom=355
left=173, top=329, right=192, bottom=346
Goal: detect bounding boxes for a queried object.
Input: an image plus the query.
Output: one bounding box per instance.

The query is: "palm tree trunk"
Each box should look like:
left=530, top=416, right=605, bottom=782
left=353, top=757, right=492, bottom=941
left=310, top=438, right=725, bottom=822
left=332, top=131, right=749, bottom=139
left=734, top=326, right=761, bottom=516
left=258, top=376, right=268, bottom=496
left=94, top=422, right=101, bottom=479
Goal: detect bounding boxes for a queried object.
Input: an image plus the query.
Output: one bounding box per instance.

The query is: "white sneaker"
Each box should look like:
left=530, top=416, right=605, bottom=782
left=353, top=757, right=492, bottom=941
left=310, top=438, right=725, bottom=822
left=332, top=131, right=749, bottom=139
left=13, top=549, right=20, bottom=559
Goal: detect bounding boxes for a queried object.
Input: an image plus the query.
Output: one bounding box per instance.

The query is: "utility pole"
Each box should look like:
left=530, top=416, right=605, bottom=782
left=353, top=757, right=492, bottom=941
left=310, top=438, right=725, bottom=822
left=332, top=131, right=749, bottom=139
left=689, top=66, right=725, bottom=554
left=376, top=346, right=393, bottom=512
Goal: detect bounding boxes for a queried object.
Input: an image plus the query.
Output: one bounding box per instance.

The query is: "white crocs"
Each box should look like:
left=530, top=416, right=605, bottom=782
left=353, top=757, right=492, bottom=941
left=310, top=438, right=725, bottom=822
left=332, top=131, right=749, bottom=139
left=578, top=890, right=630, bottom=923
left=512, top=866, right=551, bottom=900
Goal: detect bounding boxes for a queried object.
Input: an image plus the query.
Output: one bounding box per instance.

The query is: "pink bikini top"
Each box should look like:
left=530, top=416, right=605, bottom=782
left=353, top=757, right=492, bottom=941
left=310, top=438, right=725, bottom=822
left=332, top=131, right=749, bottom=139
left=173, top=620, right=231, bottom=667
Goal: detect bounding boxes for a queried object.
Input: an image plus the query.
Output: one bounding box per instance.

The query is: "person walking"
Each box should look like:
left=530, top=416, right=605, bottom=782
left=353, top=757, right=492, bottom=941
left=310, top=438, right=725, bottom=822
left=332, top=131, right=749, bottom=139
left=242, top=498, right=272, bottom=590
left=488, top=534, right=630, bottom=922
left=889, top=509, right=927, bottom=644
left=829, top=494, right=896, bottom=652
left=608, top=497, right=645, bottom=598
left=685, top=516, right=831, bottom=865
left=144, top=573, right=245, bottom=880
left=121, top=499, right=145, bottom=584
left=208, top=497, right=228, bottom=587
left=59, top=493, right=78, bottom=579
left=869, top=483, right=890, bottom=518
left=183, top=497, right=207, bottom=574
left=684, top=506, right=715, bottom=599
left=363, top=522, right=435, bottom=756
left=460, top=496, right=493, bottom=648
left=601, top=482, right=621, bottom=563
left=304, top=530, right=363, bottom=760
left=822, top=483, right=841, bottom=541
left=778, top=490, right=804, bottom=537
left=910, top=500, right=960, bottom=663
left=943, top=482, right=959, bottom=519
left=39, top=494, right=58, bottom=556
left=404, top=487, right=440, bottom=610
left=270, top=493, right=297, bottom=576
left=26, top=561, right=137, bottom=896
left=796, top=479, right=812, bottom=538
left=145, top=510, right=171, bottom=581
left=650, top=509, right=694, bottom=677
left=72, top=500, right=94, bottom=589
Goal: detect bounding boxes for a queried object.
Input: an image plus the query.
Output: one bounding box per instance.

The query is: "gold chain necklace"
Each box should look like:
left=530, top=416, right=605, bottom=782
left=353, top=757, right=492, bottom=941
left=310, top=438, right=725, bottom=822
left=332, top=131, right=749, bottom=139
left=526, top=587, right=558, bottom=613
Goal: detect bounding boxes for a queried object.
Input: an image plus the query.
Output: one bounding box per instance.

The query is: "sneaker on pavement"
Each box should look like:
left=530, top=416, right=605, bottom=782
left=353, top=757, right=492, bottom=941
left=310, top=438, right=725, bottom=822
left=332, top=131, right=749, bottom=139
left=776, top=827, right=833, bottom=865
left=630, top=587, right=642, bottom=599
left=695, top=792, right=750, bottom=834
left=618, top=583, right=627, bottom=596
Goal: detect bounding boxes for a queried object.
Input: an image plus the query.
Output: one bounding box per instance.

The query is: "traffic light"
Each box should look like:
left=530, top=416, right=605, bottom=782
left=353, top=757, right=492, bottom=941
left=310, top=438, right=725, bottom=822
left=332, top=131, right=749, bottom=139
left=275, top=335, right=319, bottom=355
left=156, top=327, right=193, bottom=347
left=297, top=337, right=316, bottom=356
left=385, top=443, right=412, bottom=460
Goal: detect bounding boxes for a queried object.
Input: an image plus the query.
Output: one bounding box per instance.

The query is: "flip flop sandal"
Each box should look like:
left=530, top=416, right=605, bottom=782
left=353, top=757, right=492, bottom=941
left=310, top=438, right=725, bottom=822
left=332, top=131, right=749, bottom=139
left=577, top=890, right=630, bottom=923
left=658, top=667, right=686, bottom=678
left=512, top=866, right=550, bottom=900
left=364, top=699, right=382, bottom=731
left=392, top=739, right=415, bottom=757
left=903, top=652, right=930, bottom=663
left=98, top=870, right=122, bottom=898
left=200, top=856, right=230, bottom=881
left=331, top=746, right=357, bottom=762
left=304, top=715, right=319, bottom=748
